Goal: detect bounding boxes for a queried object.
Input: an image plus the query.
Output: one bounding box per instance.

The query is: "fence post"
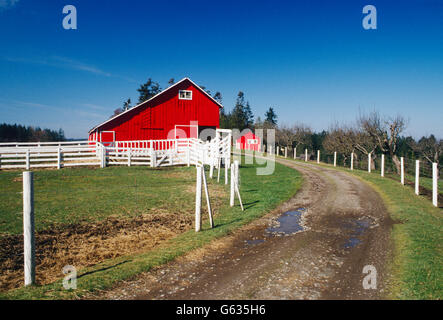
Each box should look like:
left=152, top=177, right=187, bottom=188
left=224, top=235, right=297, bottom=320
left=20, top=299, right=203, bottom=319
left=225, top=157, right=228, bottom=185
left=23, top=171, right=35, bottom=286
left=201, top=165, right=214, bottom=228
left=294, top=147, right=297, bottom=160
left=415, top=160, right=420, bottom=195
left=317, top=150, right=320, bottom=164
left=334, top=151, right=337, bottom=167
left=187, top=146, right=190, bottom=167
left=368, top=153, right=371, bottom=173
left=101, top=146, right=107, bottom=168
left=401, top=157, right=405, bottom=185
left=381, top=154, right=385, bottom=177
left=432, top=163, right=438, bottom=207
left=305, top=149, right=308, bottom=162
left=217, top=157, right=221, bottom=183
left=150, top=148, right=155, bottom=168
left=195, top=166, right=202, bottom=232
left=233, top=160, right=244, bottom=211
left=26, top=149, right=30, bottom=170
left=57, top=147, right=61, bottom=169
left=285, top=147, right=287, bottom=158
left=127, top=148, right=131, bottom=167
left=351, top=152, right=354, bottom=170
left=230, top=162, right=235, bottom=207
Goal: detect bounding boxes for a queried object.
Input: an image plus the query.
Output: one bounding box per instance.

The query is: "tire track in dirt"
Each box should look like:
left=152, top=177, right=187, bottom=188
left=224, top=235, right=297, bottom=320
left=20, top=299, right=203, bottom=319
left=89, top=158, right=393, bottom=300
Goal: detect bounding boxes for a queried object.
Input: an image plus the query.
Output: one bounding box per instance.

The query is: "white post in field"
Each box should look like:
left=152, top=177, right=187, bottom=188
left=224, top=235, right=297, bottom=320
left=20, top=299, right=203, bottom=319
left=401, top=157, right=405, bottom=185
left=317, top=150, right=320, bottom=164
left=234, top=160, right=244, bottom=211
left=294, top=147, right=297, bottom=160
left=57, top=147, right=61, bottom=169
left=209, top=162, right=214, bottom=179
left=201, top=165, right=213, bottom=228
left=225, top=157, right=228, bottom=185
left=415, top=160, right=420, bottom=195
left=432, top=163, right=438, bottom=207
left=368, top=153, right=371, bottom=173
left=23, top=171, right=35, bottom=286
left=127, top=148, right=131, bottom=167
left=305, top=149, right=308, bottom=162
left=381, top=154, right=385, bottom=177
left=151, top=149, right=156, bottom=168
left=100, top=146, right=105, bottom=168
left=217, top=157, right=221, bottom=183
left=351, top=153, right=354, bottom=170
left=230, top=163, right=235, bottom=207
left=334, top=151, right=337, bottom=167
left=187, top=147, right=190, bottom=167
left=285, top=147, right=287, bottom=158
left=26, top=149, right=30, bottom=170
left=195, top=166, right=202, bottom=232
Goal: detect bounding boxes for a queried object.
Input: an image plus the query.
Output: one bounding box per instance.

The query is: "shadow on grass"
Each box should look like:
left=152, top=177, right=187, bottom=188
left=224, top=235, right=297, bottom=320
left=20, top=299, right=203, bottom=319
left=243, top=200, right=260, bottom=210
left=77, top=260, right=131, bottom=279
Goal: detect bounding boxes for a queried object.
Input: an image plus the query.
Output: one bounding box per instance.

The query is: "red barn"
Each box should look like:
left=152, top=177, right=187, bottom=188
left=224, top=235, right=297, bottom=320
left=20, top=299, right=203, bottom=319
left=88, top=78, right=223, bottom=144
left=236, top=131, right=261, bottom=151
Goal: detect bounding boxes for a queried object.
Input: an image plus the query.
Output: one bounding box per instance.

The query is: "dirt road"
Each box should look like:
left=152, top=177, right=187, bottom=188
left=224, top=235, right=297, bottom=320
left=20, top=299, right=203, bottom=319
left=91, top=158, right=393, bottom=300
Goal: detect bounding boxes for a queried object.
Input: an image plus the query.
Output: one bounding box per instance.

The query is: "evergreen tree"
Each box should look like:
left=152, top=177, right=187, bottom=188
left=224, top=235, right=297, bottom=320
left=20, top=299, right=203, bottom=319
left=137, top=78, right=161, bottom=103
left=123, top=98, right=132, bottom=111
left=213, top=92, right=222, bottom=104
left=265, top=107, right=277, bottom=126
left=244, top=101, right=254, bottom=129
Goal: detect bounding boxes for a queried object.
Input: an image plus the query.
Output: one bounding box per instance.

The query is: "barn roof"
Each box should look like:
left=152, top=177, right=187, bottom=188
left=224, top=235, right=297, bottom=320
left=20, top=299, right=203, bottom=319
left=88, top=77, right=223, bottom=133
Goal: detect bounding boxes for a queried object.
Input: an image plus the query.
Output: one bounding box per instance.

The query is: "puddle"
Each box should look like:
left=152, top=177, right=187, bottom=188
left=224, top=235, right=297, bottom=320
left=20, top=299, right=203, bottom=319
left=343, top=237, right=361, bottom=249
left=245, top=239, right=265, bottom=246
left=341, top=217, right=372, bottom=249
left=266, top=208, right=306, bottom=236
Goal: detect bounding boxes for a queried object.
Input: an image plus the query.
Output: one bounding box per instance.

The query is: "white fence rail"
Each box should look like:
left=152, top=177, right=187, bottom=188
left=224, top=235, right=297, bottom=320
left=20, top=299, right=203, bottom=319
left=0, top=131, right=232, bottom=171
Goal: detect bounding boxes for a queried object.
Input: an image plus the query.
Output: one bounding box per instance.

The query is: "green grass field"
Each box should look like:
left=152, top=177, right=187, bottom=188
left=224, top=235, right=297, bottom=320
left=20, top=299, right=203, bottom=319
left=279, top=155, right=442, bottom=299
left=0, top=159, right=302, bottom=299
left=0, top=166, right=201, bottom=235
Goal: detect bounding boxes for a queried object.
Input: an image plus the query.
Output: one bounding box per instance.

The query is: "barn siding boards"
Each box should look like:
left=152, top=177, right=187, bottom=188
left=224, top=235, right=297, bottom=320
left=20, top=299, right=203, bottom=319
left=89, top=78, right=221, bottom=142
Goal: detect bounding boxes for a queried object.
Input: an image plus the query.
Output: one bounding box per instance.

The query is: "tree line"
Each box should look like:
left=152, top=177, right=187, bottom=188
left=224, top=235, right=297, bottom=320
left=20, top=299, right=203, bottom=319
left=113, top=78, right=441, bottom=177
left=0, top=123, right=66, bottom=142
left=270, top=111, right=442, bottom=177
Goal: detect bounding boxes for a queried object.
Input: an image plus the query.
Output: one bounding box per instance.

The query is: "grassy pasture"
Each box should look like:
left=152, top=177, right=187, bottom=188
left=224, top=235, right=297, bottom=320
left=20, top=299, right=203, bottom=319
left=0, top=158, right=302, bottom=299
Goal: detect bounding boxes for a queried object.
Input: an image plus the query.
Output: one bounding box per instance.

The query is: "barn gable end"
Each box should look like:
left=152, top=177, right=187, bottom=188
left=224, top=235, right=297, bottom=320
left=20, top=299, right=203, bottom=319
left=88, top=78, right=222, bottom=142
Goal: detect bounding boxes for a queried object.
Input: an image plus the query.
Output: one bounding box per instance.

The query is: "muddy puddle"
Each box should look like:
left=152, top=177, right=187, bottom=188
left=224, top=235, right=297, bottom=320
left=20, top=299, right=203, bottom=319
left=245, top=239, right=265, bottom=246
left=341, top=217, right=373, bottom=249
left=266, top=208, right=306, bottom=236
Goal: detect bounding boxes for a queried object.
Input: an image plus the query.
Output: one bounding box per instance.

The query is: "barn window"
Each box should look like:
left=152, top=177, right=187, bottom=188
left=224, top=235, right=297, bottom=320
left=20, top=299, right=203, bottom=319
left=179, top=90, right=192, bottom=100
left=248, top=139, right=258, bottom=144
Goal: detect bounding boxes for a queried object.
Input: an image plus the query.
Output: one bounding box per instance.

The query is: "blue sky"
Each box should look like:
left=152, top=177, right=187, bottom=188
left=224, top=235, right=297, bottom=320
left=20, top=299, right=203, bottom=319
left=0, top=0, right=442, bottom=139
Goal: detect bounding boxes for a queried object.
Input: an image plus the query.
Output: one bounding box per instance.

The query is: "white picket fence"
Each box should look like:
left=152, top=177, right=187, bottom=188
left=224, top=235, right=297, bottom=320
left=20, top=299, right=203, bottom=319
left=0, top=131, right=232, bottom=171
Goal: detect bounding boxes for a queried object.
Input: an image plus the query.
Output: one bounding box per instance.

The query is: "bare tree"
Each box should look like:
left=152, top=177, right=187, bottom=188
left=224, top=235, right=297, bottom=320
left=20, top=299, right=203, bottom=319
left=323, top=125, right=356, bottom=166
left=292, top=123, right=313, bottom=151
left=275, top=123, right=312, bottom=156
left=410, top=135, right=442, bottom=178
left=358, top=111, right=406, bottom=174
left=354, top=129, right=379, bottom=170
